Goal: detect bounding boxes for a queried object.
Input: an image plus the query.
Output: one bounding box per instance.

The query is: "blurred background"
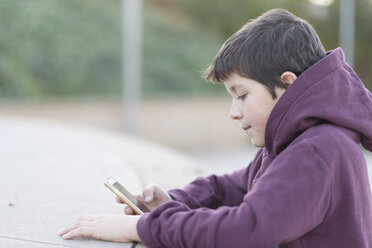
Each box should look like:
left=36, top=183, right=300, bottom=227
left=0, top=0, right=371, bottom=168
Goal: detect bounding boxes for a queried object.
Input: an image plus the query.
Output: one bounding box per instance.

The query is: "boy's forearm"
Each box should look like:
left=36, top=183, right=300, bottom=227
left=128, top=215, right=141, bottom=242
left=169, top=167, right=249, bottom=209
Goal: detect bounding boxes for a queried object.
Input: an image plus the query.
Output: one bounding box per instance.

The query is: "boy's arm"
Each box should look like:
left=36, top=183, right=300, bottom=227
left=168, top=167, right=249, bottom=209
left=137, top=142, right=332, bottom=248
left=168, top=149, right=263, bottom=209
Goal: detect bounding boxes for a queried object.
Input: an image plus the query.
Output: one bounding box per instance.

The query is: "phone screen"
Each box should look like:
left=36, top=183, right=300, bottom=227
left=105, top=177, right=150, bottom=213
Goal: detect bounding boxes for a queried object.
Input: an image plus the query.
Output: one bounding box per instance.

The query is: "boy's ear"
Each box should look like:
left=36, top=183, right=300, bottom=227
left=280, top=71, right=297, bottom=87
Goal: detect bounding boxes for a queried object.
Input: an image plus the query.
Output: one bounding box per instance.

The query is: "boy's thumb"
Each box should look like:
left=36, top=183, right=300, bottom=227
left=143, top=184, right=156, bottom=202
left=144, top=195, right=153, bottom=202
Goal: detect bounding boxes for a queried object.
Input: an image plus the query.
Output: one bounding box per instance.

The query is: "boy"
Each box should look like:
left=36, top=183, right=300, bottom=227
left=60, top=9, right=372, bottom=247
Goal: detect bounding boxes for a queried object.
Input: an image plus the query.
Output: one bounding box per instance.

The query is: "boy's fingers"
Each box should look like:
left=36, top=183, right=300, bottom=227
left=60, top=217, right=94, bottom=239
left=62, top=226, right=92, bottom=240
left=142, top=184, right=156, bottom=202
left=60, top=221, right=77, bottom=235
left=59, top=220, right=85, bottom=236
left=124, top=206, right=134, bottom=215
left=116, top=197, right=124, bottom=204
left=62, top=228, right=79, bottom=240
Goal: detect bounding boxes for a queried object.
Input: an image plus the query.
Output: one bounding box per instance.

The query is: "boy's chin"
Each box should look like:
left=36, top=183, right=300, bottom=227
left=250, top=138, right=265, bottom=148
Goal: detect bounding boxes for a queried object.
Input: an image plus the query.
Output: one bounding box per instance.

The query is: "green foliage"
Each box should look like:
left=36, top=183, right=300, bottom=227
left=0, top=0, right=224, bottom=98
left=0, top=0, right=371, bottom=98
left=142, top=4, right=225, bottom=96
left=0, top=0, right=122, bottom=98
left=177, top=0, right=301, bottom=37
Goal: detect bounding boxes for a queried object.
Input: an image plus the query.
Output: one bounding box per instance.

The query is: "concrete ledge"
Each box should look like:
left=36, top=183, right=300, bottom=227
left=0, top=116, right=203, bottom=247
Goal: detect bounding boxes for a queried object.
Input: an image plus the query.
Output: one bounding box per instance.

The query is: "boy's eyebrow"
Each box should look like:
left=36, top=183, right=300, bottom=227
left=229, top=86, right=236, bottom=92
left=228, top=85, right=243, bottom=93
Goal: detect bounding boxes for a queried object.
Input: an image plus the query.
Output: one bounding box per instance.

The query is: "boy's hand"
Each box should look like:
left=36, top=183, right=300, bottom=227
left=116, top=184, right=172, bottom=215
left=59, top=214, right=140, bottom=242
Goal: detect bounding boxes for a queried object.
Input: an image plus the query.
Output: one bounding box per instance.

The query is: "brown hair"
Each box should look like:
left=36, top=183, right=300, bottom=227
left=203, top=9, right=326, bottom=98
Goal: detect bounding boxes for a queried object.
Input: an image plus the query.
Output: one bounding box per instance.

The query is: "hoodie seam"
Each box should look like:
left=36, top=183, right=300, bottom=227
left=299, top=237, right=305, bottom=248
left=307, top=142, right=333, bottom=224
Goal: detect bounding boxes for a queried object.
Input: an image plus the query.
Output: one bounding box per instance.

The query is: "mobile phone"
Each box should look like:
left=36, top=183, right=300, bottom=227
left=104, top=177, right=150, bottom=215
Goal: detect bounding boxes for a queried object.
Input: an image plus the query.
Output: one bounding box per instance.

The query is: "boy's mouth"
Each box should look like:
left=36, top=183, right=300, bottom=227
left=243, top=126, right=251, bottom=133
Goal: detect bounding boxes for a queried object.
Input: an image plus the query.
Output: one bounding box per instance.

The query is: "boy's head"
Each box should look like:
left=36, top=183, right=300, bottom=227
left=204, top=9, right=326, bottom=147
left=204, top=8, right=326, bottom=98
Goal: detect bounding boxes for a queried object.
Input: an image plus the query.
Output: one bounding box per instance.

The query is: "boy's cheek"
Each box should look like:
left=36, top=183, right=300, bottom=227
left=246, top=112, right=269, bottom=127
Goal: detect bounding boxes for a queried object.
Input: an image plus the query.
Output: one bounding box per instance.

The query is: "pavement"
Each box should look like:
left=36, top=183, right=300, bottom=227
left=0, top=116, right=203, bottom=248
left=1, top=116, right=372, bottom=247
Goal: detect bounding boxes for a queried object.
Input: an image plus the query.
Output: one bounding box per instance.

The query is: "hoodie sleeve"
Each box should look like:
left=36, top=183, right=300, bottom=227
left=167, top=149, right=263, bottom=209
left=137, top=142, right=332, bottom=248
left=167, top=167, right=249, bottom=209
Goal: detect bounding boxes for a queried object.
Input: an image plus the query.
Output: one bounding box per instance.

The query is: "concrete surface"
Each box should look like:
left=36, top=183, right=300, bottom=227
left=1, top=115, right=371, bottom=247
left=0, top=116, right=203, bottom=248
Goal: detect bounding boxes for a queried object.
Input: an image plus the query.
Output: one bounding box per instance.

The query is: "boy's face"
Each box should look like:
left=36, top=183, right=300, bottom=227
left=225, top=73, right=286, bottom=147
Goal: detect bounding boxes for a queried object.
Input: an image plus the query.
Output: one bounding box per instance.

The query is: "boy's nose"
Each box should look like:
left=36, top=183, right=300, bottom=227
left=230, top=103, right=242, bottom=120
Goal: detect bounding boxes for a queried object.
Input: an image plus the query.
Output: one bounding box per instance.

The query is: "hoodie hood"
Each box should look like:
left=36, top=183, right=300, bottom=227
left=265, top=47, right=372, bottom=155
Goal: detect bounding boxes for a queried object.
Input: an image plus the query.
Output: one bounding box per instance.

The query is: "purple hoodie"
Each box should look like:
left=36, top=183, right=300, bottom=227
left=137, top=48, right=372, bottom=248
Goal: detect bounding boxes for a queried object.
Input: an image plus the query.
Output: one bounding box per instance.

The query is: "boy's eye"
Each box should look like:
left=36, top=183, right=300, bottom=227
left=237, top=94, right=247, bottom=100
